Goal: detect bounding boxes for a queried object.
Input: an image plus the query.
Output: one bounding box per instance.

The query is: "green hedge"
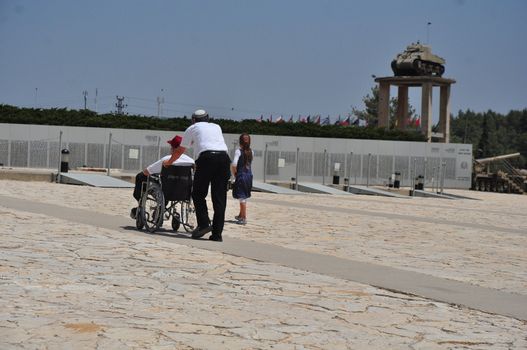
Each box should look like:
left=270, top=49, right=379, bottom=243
left=0, top=104, right=425, bottom=142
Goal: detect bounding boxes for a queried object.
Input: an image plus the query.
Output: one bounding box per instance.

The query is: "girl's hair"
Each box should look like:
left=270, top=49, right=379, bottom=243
left=239, top=133, right=253, bottom=167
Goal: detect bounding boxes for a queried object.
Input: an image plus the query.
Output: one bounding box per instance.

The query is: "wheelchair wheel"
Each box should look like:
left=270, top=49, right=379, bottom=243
left=141, top=183, right=164, bottom=233
left=135, top=207, right=144, bottom=230
left=171, top=212, right=181, bottom=231
left=181, top=201, right=197, bottom=233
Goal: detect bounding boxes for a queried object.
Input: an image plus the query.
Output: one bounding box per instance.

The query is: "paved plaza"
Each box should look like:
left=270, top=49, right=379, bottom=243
left=1, top=179, right=526, bottom=349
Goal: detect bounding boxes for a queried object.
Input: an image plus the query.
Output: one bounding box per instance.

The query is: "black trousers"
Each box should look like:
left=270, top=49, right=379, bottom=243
left=133, top=172, right=147, bottom=202
left=192, top=152, right=231, bottom=236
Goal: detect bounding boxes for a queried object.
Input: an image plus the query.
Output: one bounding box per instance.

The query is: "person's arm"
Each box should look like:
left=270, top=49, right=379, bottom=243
left=162, top=146, right=186, bottom=167
left=145, top=157, right=165, bottom=175
left=231, top=149, right=240, bottom=176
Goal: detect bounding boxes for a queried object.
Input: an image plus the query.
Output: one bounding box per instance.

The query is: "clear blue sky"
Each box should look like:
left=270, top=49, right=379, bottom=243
left=1, top=0, right=526, bottom=121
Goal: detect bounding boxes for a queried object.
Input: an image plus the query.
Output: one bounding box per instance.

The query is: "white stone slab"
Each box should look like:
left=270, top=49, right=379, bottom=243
left=60, top=172, right=133, bottom=188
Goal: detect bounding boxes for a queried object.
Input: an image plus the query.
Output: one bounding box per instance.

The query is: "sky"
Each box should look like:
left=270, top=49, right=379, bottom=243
left=1, top=0, right=526, bottom=122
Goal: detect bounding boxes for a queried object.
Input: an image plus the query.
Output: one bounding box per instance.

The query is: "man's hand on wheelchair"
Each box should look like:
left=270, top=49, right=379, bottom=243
left=162, top=159, right=171, bottom=168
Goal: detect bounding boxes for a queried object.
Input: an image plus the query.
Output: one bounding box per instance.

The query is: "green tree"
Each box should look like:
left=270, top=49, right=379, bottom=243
left=476, top=111, right=500, bottom=158
left=352, top=85, right=416, bottom=128
left=450, top=109, right=482, bottom=145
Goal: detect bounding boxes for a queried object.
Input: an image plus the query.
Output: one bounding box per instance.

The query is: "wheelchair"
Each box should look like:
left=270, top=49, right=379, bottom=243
left=135, top=165, right=197, bottom=234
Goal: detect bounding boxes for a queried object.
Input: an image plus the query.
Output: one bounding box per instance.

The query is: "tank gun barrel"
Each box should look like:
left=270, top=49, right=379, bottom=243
left=475, top=153, right=521, bottom=164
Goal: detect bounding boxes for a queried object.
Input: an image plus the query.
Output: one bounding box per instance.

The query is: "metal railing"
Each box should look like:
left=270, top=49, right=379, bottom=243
left=1, top=131, right=470, bottom=189
left=499, top=159, right=525, bottom=192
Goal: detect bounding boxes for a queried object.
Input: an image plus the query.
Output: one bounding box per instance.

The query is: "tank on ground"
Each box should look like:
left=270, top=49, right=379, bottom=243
left=391, top=42, right=445, bottom=77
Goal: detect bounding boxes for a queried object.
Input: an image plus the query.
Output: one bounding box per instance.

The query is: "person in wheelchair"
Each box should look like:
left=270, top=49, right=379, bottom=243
left=131, top=135, right=194, bottom=219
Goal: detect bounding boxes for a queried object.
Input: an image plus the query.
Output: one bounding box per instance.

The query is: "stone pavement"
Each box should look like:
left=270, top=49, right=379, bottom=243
left=1, top=180, right=527, bottom=349
left=2, top=194, right=527, bottom=322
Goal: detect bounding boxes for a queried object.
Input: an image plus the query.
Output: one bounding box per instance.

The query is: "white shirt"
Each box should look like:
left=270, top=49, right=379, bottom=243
left=146, top=153, right=194, bottom=174
left=181, top=122, right=228, bottom=158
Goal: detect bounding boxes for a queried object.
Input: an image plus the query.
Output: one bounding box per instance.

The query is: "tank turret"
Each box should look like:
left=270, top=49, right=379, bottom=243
left=391, top=42, right=445, bottom=77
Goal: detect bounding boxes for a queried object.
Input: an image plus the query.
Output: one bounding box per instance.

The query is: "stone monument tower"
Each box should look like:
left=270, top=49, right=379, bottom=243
left=376, top=43, right=456, bottom=143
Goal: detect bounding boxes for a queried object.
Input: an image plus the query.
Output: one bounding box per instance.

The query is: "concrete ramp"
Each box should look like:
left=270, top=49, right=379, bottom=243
left=252, top=181, right=303, bottom=195
left=441, top=192, right=480, bottom=200
left=347, top=185, right=409, bottom=198
left=60, top=172, right=134, bottom=188
left=297, top=182, right=353, bottom=195
left=412, top=189, right=458, bottom=199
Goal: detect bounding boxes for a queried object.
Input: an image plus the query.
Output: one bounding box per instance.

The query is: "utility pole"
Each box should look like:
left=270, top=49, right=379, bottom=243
left=156, top=96, right=165, bottom=117
left=157, top=88, right=165, bottom=117
left=94, top=88, right=98, bottom=114
left=34, top=88, right=38, bottom=107
left=83, top=90, right=88, bottom=110
left=115, top=96, right=127, bottom=115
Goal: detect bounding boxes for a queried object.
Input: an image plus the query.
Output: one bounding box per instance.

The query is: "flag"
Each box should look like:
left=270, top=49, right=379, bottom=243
left=415, top=116, right=421, bottom=128
left=321, top=115, right=330, bottom=126
left=314, top=115, right=321, bottom=125
left=306, top=115, right=311, bottom=123
left=275, top=115, right=284, bottom=123
left=340, top=115, right=351, bottom=126
left=334, top=115, right=341, bottom=126
left=288, top=115, right=294, bottom=123
left=256, top=115, right=263, bottom=122
left=352, top=117, right=360, bottom=126
left=268, top=115, right=273, bottom=123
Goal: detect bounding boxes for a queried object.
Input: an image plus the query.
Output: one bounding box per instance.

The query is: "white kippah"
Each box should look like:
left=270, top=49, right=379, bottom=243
left=192, top=109, right=208, bottom=118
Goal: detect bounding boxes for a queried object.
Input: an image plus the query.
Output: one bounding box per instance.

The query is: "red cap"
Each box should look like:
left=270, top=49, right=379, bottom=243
left=167, top=135, right=182, bottom=148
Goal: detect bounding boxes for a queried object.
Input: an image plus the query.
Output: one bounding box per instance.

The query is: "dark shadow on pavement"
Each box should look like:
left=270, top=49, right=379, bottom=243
left=120, top=225, right=192, bottom=239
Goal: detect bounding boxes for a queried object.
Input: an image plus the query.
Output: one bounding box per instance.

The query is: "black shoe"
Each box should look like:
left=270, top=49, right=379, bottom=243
left=191, top=225, right=212, bottom=239
left=130, top=207, right=137, bottom=219
left=209, top=234, right=223, bottom=242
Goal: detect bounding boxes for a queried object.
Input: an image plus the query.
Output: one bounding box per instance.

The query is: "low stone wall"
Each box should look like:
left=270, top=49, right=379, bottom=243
left=0, top=168, right=55, bottom=182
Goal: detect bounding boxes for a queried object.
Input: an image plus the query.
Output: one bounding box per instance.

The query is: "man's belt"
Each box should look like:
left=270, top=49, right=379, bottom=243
left=199, top=150, right=227, bottom=157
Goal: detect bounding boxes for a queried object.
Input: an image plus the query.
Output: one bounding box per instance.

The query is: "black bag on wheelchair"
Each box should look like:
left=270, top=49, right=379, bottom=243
left=160, top=165, right=192, bottom=202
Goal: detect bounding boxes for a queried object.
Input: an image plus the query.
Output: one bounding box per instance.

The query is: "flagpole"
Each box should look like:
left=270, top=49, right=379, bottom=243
left=263, top=143, right=268, bottom=183
left=348, top=152, right=353, bottom=191
left=322, top=149, right=326, bottom=185
left=366, top=153, right=371, bottom=187
left=295, top=147, right=299, bottom=190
